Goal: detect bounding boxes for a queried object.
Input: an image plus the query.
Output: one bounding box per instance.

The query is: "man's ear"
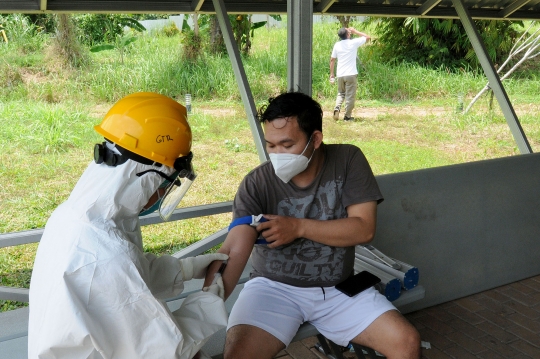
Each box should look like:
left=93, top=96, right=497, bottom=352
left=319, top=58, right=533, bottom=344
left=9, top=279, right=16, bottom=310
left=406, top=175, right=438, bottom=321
left=312, top=130, right=323, bottom=149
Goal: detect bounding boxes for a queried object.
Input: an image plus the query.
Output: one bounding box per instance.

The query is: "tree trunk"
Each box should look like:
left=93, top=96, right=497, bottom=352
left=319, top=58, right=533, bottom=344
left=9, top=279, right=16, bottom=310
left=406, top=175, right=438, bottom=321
left=209, top=15, right=226, bottom=55
left=55, top=14, right=88, bottom=68
left=337, top=16, right=352, bottom=28
left=193, top=14, right=199, bottom=36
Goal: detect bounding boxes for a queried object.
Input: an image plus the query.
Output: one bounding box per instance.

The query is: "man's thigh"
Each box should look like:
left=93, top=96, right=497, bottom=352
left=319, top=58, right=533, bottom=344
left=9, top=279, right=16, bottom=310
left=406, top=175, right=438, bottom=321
left=311, top=286, right=395, bottom=347
left=344, top=75, right=358, bottom=96
left=226, top=277, right=306, bottom=347
left=337, top=77, right=346, bottom=95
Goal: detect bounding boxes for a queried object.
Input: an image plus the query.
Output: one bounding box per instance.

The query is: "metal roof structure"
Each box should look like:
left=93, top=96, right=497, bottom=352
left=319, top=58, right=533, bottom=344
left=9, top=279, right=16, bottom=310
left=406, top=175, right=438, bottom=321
left=2, top=0, right=540, bottom=20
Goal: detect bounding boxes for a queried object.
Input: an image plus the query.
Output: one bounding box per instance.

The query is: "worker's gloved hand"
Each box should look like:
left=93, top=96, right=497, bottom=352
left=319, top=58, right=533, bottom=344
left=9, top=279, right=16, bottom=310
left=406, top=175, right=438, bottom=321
left=203, top=276, right=225, bottom=300
left=179, top=253, right=229, bottom=281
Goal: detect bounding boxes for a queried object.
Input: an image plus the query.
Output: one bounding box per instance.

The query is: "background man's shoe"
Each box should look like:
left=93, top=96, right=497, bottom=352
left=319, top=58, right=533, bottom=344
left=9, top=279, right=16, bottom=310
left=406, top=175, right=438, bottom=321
left=333, top=109, right=339, bottom=121
left=343, top=116, right=355, bottom=121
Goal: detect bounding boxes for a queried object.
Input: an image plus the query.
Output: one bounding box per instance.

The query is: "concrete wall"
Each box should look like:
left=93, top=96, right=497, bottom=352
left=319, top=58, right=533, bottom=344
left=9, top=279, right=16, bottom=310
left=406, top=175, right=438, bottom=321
left=137, top=14, right=359, bottom=32
left=373, top=153, right=540, bottom=313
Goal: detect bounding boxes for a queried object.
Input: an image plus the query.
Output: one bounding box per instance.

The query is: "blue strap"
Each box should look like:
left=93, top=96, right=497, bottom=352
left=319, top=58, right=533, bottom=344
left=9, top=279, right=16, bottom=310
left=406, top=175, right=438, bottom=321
left=228, top=215, right=270, bottom=245
left=228, top=215, right=253, bottom=231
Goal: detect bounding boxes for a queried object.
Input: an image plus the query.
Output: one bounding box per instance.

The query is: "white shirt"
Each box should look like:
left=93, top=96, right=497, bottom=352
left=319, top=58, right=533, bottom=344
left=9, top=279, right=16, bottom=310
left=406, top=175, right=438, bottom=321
left=331, top=37, right=367, bottom=77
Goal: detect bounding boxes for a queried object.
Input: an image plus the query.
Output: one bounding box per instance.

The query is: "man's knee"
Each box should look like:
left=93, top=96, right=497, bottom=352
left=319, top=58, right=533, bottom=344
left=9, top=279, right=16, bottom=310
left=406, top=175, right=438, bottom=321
left=352, top=310, right=420, bottom=359
left=224, top=325, right=285, bottom=359
left=397, top=324, right=421, bottom=357
left=385, top=317, right=421, bottom=359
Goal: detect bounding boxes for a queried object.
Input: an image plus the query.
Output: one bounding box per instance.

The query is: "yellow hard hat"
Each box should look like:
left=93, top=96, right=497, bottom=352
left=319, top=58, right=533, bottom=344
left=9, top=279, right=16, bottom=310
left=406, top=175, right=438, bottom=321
left=94, top=92, right=192, bottom=168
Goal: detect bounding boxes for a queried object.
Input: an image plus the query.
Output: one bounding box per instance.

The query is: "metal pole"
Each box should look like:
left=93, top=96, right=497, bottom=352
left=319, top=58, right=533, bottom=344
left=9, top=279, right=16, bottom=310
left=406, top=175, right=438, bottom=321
left=287, top=0, right=313, bottom=95
left=452, top=0, right=532, bottom=154
left=212, top=0, right=269, bottom=163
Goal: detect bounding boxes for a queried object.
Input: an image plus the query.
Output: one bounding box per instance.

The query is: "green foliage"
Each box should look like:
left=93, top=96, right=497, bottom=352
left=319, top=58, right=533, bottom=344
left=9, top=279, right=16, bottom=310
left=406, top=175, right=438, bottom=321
left=0, top=14, right=48, bottom=53
left=161, top=22, right=180, bottom=37
left=369, top=17, right=523, bottom=70
left=0, top=62, right=23, bottom=89
left=25, top=14, right=56, bottom=33
left=91, top=35, right=139, bottom=64
left=75, top=14, right=146, bottom=46
left=88, top=17, right=145, bottom=64
left=181, top=29, right=203, bottom=62
left=229, top=14, right=281, bottom=56
left=129, top=14, right=171, bottom=21
left=0, top=101, right=93, bottom=154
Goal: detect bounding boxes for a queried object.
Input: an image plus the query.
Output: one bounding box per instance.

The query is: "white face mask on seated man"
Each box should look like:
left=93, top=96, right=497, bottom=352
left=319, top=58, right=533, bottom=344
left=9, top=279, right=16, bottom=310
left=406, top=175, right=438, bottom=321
left=269, top=136, right=315, bottom=183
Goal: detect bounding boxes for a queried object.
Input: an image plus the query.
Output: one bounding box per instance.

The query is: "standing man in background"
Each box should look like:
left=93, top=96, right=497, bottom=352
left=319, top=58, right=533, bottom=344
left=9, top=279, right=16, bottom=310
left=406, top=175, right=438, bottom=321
left=330, top=27, right=371, bottom=121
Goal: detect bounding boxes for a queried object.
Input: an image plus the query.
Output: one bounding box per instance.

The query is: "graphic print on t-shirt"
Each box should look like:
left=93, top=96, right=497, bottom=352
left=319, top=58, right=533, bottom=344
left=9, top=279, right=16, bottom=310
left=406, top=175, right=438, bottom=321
left=260, top=180, right=349, bottom=283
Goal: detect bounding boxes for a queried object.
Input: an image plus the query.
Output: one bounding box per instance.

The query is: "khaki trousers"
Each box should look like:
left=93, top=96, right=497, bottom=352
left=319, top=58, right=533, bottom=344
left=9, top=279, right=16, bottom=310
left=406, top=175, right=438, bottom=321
left=335, top=75, right=358, bottom=118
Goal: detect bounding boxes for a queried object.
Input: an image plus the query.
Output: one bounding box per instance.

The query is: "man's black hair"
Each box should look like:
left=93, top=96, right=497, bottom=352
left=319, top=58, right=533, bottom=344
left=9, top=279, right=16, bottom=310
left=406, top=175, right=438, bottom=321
left=257, top=92, right=323, bottom=139
left=337, top=27, right=348, bottom=40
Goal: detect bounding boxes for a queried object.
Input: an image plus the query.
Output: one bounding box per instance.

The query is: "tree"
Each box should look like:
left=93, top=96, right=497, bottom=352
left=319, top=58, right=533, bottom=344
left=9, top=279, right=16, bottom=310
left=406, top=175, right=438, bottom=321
left=53, top=14, right=89, bottom=68
left=368, top=17, right=523, bottom=70
left=89, top=17, right=146, bottom=64
left=181, top=14, right=203, bottom=61
left=336, top=16, right=353, bottom=29
left=209, top=15, right=226, bottom=55
left=229, top=14, right=280, bottom=56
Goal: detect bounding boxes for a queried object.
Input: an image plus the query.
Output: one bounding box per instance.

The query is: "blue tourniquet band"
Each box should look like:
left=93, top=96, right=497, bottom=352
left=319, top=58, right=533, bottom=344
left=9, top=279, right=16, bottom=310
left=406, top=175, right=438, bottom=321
left=228, top=215, right=270, bottom=245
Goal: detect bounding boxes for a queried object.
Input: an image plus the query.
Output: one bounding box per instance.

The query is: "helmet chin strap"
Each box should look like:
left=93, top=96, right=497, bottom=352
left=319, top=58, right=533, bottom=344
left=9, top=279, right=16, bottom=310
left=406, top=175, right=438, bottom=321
left=136, top=169, right=180, bottom=186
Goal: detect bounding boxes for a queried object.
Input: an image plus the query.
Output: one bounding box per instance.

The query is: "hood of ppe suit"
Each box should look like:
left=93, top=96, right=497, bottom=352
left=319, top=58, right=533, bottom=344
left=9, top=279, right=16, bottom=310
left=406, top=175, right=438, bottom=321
left=66, top=159, right=174, bottom=247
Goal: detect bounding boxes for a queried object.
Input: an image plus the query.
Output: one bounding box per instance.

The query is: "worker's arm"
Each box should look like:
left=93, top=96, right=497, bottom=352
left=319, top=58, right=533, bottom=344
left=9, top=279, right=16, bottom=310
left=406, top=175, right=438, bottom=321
left=203, top=225, right=257, bottom=300
left=329, top=57, right=336, bottom=80
left=348, top=27, right=371, bottom=42
left=256, top=200, right=377, bottom=248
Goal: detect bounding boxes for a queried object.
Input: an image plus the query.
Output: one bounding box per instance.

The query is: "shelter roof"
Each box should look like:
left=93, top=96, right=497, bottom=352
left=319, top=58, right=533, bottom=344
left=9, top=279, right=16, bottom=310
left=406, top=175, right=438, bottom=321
left=1, top=0, right=540, bottom=20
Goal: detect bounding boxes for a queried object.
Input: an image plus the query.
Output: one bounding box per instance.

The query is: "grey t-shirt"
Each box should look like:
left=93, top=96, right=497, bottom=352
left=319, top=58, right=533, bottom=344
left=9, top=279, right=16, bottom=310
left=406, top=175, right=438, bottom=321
left=233, top=143, right=383, bottom=287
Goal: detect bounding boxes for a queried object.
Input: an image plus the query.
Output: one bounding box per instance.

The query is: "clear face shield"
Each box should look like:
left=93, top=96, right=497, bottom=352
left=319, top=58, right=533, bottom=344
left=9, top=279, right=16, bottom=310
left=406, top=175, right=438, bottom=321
left=158, top=167, right=196, bottom=221
left=137, top=152, right=196, bottom=221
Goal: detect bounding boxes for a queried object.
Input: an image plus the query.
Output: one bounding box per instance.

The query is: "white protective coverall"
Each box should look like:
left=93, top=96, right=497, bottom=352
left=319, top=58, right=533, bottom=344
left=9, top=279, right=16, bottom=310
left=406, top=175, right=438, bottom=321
left=28, top=159, right=228, bottom=359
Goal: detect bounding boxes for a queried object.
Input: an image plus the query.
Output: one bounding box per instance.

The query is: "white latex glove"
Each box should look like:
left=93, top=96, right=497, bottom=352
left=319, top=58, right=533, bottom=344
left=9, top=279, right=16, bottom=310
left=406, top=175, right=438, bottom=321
left=179, top=253, right=229, bottom=281
left=202, top=276, right=225, bottom=300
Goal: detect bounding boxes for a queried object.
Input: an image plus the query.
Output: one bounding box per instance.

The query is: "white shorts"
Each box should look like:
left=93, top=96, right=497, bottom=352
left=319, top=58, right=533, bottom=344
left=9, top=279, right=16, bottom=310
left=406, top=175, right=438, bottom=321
left=227, top=277, right=396, bottom=347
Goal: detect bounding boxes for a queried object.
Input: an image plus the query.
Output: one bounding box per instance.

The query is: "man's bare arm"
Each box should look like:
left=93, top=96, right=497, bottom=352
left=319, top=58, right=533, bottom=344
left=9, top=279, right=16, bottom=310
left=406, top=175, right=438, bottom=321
left=203, top=225, right=257, bottom=300
left=256, top=201, right=377, bottom=248
left=330, top=57, right=336, bottom=79
left=348, top=27, right=371, bottom=42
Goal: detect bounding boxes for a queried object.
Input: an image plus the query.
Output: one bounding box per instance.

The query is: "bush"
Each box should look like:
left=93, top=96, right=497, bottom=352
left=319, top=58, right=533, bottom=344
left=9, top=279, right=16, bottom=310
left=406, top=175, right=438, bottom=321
left=0, top=14, right=48, bottom=53
left=162, top=22, right=180, bottom=37
left=368, top=17, right=524, bottom=70
left=74, top=14, right=126, bottom=45
left=181, top=30, right=203, bottom=61
left=0, top=62, right=23, bottom=89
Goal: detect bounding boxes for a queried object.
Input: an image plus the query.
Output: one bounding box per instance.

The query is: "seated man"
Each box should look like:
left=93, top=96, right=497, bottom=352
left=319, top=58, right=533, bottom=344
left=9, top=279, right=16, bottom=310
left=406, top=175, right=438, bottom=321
left=205, top=92, right=420, bottom=359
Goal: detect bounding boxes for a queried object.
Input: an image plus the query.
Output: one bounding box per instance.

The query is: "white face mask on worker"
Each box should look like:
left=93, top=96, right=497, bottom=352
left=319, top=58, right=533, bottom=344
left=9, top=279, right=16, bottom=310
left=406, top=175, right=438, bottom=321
left=269, top=136, right=315, bottom=183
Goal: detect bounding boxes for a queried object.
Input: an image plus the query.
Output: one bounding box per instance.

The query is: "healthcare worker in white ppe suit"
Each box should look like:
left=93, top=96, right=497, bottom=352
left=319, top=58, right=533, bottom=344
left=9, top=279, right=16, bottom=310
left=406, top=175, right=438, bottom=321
left=28, top=92, right=229, bottom=359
